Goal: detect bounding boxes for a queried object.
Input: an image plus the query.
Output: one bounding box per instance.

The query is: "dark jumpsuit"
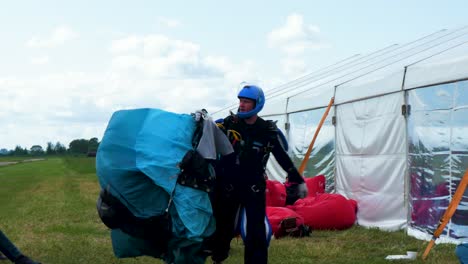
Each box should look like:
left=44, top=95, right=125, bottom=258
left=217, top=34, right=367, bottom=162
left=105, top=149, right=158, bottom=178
left=211, top=116, right=304, bottom=264
left=0, top=230, right=22, bottom=261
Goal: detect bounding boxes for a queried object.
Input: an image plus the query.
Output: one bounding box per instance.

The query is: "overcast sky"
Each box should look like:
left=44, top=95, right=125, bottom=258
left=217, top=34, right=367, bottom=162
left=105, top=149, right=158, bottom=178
left=1, top=0, right=467, bottom=150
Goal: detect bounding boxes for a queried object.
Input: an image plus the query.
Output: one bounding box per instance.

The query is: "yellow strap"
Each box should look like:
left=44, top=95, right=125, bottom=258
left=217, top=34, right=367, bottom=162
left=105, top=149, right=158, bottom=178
left=298, top=97, right=334, bottom=175
left=227, top=129, right=241, bottom=141
left=422, top=167, right=468, bottom=260
left=217, top=120, right=241, bottom=143
left=216, top=123, right=225, bottom=130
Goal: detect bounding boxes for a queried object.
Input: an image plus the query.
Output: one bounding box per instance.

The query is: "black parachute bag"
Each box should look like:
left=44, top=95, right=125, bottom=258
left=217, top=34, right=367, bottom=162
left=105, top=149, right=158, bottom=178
left=275, top=217, right=311, bottom=238
left=285, top=183, right=302, bottom=205
left=96, top=187, right=172, bottom=249
left=177, top=150, right=216, bottom=193
left=177, top=110, right=216, bottom=193
left=96, top=188, right=128, bottom=229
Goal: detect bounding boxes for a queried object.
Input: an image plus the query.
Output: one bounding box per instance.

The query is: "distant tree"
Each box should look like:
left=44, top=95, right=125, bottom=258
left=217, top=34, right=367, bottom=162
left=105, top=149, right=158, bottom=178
left=0, top=148, right=8, bottom=155
left=88, top=137, right=99, bottom=154
left=69, top=139, right=89, bottom=154
left=54, top=142, right=67, bottom=154
left=46, top=142, right=55, bottom=155
left=12, top=145, right=28, bottom=156
left=30, top=145, right=45, bottom=156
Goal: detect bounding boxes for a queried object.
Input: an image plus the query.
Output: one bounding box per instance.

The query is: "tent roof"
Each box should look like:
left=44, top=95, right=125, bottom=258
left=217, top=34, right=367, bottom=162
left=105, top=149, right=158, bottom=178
left=213, top=27, right=468, bottom=118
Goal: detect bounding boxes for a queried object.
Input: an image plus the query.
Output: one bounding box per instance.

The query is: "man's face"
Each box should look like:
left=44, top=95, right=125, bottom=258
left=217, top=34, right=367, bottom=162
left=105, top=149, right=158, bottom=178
left=238, top=98, right=255, bottom=113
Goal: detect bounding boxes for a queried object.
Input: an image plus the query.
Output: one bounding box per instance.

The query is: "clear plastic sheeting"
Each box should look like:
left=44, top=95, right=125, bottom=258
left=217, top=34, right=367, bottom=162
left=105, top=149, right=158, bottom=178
left=335, top=92, right=407, bottom=230
left=285, top=108, right=335, bottom=192
left=407, top=80, right=468, bottom=242
left=262, top=96, right=288, bottom=117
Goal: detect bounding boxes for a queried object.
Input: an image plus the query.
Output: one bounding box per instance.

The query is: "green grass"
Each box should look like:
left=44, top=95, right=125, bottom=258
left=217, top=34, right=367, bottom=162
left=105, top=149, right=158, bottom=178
left=0, top=156, right=29, bottom=162
left=0, top=157, right=459, bottom=263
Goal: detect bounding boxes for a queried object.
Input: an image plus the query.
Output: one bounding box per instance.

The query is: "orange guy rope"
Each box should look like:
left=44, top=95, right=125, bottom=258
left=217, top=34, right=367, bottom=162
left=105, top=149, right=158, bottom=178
left=422, top=168, right=468, bottom=260
left=298, top=97, right=334, bottom=175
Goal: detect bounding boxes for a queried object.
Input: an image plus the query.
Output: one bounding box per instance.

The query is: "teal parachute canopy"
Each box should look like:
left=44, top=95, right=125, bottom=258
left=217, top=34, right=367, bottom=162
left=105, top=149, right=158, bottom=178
left=96, top=108, right=215, bottom=261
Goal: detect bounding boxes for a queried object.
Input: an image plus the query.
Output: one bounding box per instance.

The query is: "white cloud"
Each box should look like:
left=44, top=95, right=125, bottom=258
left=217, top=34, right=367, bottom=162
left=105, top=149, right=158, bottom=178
left=26, top=25, right=78, bottom=48
left=1, top=32, right=271, bottom=150
left=0, top=72, right=245, bottom=150
left=30, top=56, right=50, bottom=65
left=202, top=56, right=232, bottom=72
left=0, top=77, right=26, bottom=87
left=109, top=35, right=141, bottom=53
left=268, top=13, right=329, bottom=76
left=268, top=13, right=324, bottom=55
left=110, top=34, right=223, bottom=78
left=281, top=57, right=307, bottom=77
left=156, top=17, right=181, bottom=28
left=436, top=89, right=450, bottom=98
left=111, top=55, right=143, bottom=70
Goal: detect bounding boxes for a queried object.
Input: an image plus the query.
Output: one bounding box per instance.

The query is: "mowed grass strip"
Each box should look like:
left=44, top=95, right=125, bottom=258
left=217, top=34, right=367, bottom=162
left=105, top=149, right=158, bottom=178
left=0, top=157, right=459, bottom=263
left=0, top=157, right=159, bottom=264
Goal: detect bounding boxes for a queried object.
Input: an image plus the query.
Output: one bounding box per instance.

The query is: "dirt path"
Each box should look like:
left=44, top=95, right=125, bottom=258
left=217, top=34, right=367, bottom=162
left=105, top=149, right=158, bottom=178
left=0, top=162, right=18, bottom=166
left=0, top=159, right=45, bottom=166
left=22, top=158, right=46, bottom=162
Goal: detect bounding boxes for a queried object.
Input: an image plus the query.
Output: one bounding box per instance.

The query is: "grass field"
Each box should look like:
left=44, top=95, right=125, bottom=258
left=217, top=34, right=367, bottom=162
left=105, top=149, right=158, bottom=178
left=0, top=156, right=460, bottom=263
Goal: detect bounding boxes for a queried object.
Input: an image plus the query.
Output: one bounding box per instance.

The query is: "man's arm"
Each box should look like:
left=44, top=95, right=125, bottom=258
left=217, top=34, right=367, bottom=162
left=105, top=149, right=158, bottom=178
left=271, top=136, right=304, bottom=184
left=272, top=128, right=308, bottom=198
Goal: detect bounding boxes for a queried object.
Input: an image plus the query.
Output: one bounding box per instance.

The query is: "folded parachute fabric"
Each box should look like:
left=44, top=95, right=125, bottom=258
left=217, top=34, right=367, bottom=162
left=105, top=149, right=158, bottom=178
left=197, top=118, right=233, bottom=160
left=97, top=108, right=196, bottom=215
left=96, top=108, right=229, bottom=259
left=287, top=193, right=357, bottom=230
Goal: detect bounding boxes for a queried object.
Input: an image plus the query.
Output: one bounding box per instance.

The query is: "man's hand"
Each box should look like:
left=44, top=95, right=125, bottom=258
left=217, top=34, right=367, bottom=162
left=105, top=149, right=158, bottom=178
left=285, top=168, right=309, bottom=205
left=192, top=109, right=208, bottom=121
left=285, top=182, right=308, bottom=205
left=297, top=182, right=308, bottom=198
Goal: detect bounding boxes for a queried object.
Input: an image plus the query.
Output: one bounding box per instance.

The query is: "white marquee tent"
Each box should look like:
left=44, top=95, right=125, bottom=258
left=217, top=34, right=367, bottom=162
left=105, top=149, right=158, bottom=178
left=212, top=26, right=468, bottom=243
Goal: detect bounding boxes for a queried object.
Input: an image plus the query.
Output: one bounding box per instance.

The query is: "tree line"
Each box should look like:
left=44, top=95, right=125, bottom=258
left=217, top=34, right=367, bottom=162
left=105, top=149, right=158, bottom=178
left=0, top=137, right=100, bottom=156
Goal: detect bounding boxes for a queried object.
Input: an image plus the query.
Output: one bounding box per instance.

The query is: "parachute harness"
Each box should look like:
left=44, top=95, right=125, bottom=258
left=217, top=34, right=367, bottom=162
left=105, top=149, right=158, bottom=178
left=227, top=129, right=242, bottom=145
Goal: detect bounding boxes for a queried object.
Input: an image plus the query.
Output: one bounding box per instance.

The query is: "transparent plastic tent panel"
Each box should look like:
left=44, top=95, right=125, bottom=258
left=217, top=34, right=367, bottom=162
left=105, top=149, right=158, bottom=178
left=287, top=108, right=335, bottom=192
left=262, top=96, right=287, bottom=116
left=408, top=80, right=468, bottom=241
left=456, top=81, right=468, bottom=107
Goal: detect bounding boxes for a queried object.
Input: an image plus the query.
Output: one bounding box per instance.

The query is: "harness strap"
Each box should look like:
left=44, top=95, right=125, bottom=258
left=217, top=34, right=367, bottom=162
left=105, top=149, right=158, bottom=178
left=227, top=129, right=242, bottom=145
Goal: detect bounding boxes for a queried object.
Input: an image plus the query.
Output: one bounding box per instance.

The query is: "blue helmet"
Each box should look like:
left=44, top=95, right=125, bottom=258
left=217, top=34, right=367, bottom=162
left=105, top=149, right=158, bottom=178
left=237, top=84, right=265, bottom=119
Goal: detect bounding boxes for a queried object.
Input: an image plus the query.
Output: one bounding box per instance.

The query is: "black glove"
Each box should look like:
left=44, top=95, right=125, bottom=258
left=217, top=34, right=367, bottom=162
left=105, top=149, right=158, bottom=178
left=287, top=168, right=304, bottom=184
left=285, top=168, right=308, bottom=205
